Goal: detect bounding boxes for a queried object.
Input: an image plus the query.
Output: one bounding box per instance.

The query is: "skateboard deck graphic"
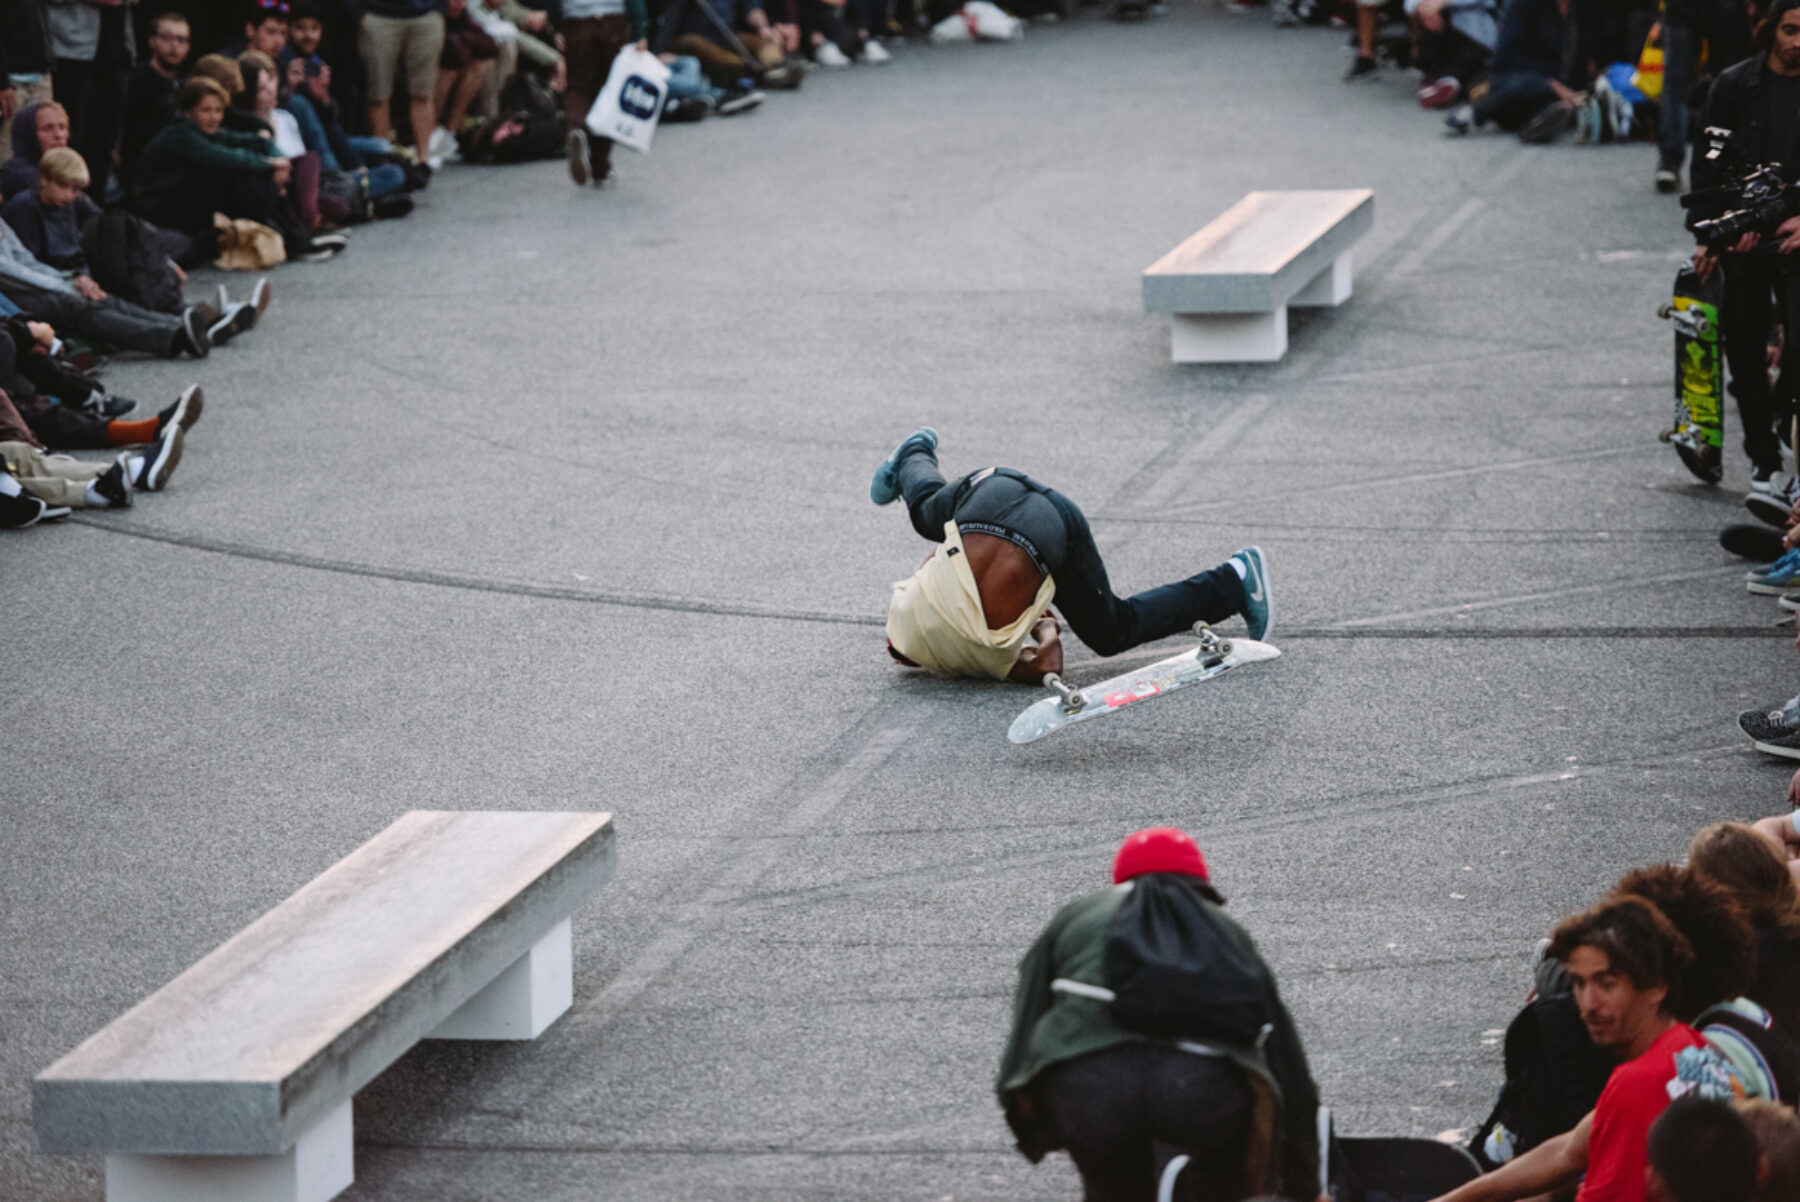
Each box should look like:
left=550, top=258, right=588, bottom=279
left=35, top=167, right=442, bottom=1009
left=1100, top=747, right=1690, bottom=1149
left=1659, top=264, right=1724, bottom=484
left=1008, top=631, right=1279, bottom=744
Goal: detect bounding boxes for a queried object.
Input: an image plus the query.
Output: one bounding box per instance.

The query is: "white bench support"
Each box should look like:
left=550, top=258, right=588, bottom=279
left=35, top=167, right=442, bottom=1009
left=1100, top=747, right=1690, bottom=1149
left=430, top=917, right=573, bottom=1041
left=1171, top=309, right=1287, bottom=364
left=1290, top=249, right=1354, bottom=309
left=105, top=1101, right=353, bottom=1202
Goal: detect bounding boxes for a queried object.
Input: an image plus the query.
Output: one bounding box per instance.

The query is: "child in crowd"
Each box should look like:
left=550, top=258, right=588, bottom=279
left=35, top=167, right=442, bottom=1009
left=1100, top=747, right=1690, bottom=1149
left=1, top=148, right=101, bottom=277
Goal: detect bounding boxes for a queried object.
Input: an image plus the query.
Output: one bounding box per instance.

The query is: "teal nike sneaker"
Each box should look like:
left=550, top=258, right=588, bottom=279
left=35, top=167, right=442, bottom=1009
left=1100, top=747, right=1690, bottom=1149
left=1234, top=546, right=1272, bottom=641
left=869, top=426, right=938, bottom=505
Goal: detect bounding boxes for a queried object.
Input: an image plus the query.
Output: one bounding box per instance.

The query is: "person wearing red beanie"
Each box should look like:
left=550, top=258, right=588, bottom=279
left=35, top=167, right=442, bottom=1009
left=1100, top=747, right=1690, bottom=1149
left=998, top=828, right=1326, bottom=1202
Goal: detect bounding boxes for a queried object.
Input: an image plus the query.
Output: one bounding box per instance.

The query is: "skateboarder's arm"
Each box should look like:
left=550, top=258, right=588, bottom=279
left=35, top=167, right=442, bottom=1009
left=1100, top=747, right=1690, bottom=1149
left=1428, top=1111, right=1590, bottom=1202
left=1007, top=616, right=1062, bottom=685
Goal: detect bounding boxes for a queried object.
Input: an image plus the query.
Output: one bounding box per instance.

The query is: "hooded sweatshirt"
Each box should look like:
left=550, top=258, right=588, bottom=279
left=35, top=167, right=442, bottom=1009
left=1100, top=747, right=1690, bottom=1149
left=1, top=102, right=49, bottom=203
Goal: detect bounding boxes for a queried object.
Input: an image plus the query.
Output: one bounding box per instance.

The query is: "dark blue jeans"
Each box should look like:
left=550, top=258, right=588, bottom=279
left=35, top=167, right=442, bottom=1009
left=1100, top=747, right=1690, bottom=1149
left=1474, top=70, right=1559, bottom=131
left=1660, top=8, right=1752, bottom=173
left=896, top=446, right=1246, bottom=657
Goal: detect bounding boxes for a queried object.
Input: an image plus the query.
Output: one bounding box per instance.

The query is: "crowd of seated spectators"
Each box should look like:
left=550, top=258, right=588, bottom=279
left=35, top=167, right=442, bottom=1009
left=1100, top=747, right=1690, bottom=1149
left=1421, top=783, right=1800, bottom=1202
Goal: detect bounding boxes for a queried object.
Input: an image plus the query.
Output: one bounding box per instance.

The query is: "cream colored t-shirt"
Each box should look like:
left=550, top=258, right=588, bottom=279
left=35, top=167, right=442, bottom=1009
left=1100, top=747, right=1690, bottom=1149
left=886, top=520, right=1057, bottom=681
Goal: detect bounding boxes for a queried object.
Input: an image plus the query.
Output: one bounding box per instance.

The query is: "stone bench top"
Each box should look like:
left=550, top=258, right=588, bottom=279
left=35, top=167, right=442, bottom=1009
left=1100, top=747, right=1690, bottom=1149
left=1144, top=189, right=1374, bottom=315
left=34, top=810, right=615, bottom=1157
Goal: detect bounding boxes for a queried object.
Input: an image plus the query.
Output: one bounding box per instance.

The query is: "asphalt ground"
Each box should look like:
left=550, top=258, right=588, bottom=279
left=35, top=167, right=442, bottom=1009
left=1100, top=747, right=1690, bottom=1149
left=4, top=7, right=1798, bottom=1199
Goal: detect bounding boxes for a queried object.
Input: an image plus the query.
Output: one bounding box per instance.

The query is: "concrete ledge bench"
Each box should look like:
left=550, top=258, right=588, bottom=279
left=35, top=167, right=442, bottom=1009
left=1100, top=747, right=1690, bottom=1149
left=1143, top=189, right=1374, bottom=363
left=33, top=809, right=616, bottom=1202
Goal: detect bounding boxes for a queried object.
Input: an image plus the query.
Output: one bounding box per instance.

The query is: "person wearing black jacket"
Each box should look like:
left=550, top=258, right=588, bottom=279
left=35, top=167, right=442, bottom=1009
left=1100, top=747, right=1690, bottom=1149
left=1688, top=0, right=1800, bottom=502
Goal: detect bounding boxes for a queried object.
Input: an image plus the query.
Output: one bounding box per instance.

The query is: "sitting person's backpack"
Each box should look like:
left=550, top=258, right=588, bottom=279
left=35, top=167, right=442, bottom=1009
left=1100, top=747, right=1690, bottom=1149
left=1697, top=998, right=1800, bottom=1103
left=80, top=209, right=184, bottom=314
left=1467, top=953, right=1615, bottom=1170
left=1100, top=873, right=1272, bottom=1045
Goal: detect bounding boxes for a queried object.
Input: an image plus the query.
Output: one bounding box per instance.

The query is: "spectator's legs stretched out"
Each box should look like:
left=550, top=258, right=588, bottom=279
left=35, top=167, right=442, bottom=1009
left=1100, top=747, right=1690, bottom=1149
left=670, top=33, right=757, bottom=86
left=801, top=0, right=864, bottom=60
left=1723, top=257, right=1787, bottom=478
left=1036, top=1045, right=1253, bottom=1202
left=0, top=441, right=111, bottom=507
left=0, top=284, right=181, bottom=358
left=562, top=15, right=631, bottom=181
left=1473, top=70, right=1559, bottom=130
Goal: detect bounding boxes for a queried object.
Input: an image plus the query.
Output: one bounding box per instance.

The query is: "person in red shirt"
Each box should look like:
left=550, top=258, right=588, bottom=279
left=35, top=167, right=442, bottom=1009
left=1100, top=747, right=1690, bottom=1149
left=1430, top=895, right=1744, bottom=1202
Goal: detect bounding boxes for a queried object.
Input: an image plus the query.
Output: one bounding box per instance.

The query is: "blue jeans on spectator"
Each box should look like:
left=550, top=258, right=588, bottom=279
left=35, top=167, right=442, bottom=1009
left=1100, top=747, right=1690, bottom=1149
left=664, top=55, right=723, bottom=103
left=1659, top=8, right=1752, bottom=174
left=1474, top=70, right=1559, bottom=131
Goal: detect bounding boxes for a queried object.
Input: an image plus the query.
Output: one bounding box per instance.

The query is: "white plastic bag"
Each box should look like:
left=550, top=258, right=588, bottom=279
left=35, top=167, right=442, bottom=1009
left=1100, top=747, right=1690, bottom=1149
left=929, top=2, right=1023, bottom=42
left=585, top=47, right=672, bottom=154
left=966, top=1, right=1024, bottom=40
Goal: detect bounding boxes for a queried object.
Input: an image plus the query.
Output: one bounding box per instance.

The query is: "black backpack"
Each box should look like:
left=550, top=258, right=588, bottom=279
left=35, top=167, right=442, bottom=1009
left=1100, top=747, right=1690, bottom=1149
left=80, top=209, right=183, bottom=315
left=1101, top=874, right=1272, bottom=1046
left=1467, top=956, right=1615, bottom=1170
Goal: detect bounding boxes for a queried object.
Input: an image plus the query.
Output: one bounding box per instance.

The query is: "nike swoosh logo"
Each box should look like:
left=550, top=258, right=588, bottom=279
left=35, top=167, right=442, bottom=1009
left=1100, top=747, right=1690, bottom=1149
left=1248, top=577, right=1264, bottom=602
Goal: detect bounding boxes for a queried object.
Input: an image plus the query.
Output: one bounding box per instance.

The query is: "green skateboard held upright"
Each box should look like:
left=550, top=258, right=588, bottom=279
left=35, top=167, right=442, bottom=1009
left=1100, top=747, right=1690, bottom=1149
left=1659, top=264, right=1725, bottom=484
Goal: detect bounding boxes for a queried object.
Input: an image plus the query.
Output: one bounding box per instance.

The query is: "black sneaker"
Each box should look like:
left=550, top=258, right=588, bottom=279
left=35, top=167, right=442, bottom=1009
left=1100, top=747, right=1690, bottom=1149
left=567, top=127, right=592, bottom=186
left=156, top=384, right=203, bottom=435
left=1720, top=522, right=1787, bottom=562
left=661, top=94, right=714, bottom=123
left=134, top=425, right=184, bottom=491
left=206, top=302, right=256, bottom=347
left=716, top=88, right=765, bottom=116
left=0, top=488, right=69, bottom=528
left=293, top=240, right=345, bottom=263
left=1519, top=100, right=1577, bottom=144
left=83, top=389, right=137, bottom=419
left=373, top=194, right=414, bottom=219
left=1741, top=703, right=1800, bottom=758
left=1655, top=167, right=1680, bottom=193
left=94, top=456, right=133, bottom=508
left=1344, top=54, right=1378, bottom=80
left=1747, top=472, right=1800, bottom=527
left=177, top=305, right=212, bottom=359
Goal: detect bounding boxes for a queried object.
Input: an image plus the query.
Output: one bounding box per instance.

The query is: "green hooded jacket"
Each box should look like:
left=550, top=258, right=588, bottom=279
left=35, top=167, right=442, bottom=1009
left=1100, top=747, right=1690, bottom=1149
left=997, top=879, right=1322, bottom=1199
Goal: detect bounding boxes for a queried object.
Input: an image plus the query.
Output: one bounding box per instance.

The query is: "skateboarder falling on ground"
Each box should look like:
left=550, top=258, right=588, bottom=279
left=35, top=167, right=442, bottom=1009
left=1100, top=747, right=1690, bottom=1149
left=869, top=428, right=1272, bottom=684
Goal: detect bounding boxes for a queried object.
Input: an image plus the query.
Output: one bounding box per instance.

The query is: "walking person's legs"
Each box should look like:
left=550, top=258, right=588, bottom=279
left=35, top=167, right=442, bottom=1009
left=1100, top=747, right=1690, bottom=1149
left=1659, top=16, right=1696, bottom=186
left=1722, top=259, right=1785, bottom=477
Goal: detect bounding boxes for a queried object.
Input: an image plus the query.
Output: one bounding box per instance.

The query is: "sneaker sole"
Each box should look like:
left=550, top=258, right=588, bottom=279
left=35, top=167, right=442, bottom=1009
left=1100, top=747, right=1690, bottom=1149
left=1747, top=495, right=1795, bottom=527
left=181, top=309, right=209, bottom=359
left=172, top=385, right=203, bottom=431
left=870, top=427, right=939, bottom=504
left=249, top=278, right=271, bottom=327
left=1751, top=738, right=1800, bottom=760
left=1746, top=579, right=1800, bottom=595
left=567, top=130, right=591, bottom=186
left=1243, top=545, right=1273, bottom=642
left=141, top=427, right=184, bottom=492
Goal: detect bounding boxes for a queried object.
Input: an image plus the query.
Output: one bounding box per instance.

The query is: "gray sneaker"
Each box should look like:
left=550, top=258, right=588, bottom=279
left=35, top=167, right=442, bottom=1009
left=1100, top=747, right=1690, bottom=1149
left=1740, top=699, right=1800, bottom=758
left=869, top=427, right=939, bottom=505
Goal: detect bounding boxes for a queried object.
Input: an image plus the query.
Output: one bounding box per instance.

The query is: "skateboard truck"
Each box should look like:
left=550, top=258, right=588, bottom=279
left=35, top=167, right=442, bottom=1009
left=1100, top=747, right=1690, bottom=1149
left=1041, top=673, right=1086, bottom=715
left=1194, top=623, right=1232, bottom=669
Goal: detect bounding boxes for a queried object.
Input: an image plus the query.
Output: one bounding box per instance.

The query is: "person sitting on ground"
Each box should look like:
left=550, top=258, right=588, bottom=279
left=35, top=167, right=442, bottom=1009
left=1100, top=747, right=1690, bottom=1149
left=2, top=148, right=100, bottom=276
left=657, top=0, right=804, bottom=90
left=1689, top=822, right=1800, bottom=1037
left=1645, top=1095, right=1759, bottom=1202
left=562, top=0, right=650, bottom=186
left=433, top=0, right=499, bottom=165
left=133, top=77, right=346, bottom=263
left=0, top=100, right=68, bottom=202
left=0, top=416, right=185, bottom=516
left=0, top=308, right=204, bottom=452
left=869, top=428, right=1272, bottom=684
left=485, top=0, right=566, bottom=91
left=0, top=197, right=211, bottom=360
left=1428, top=894, right=1746, bottom=1202
left=1736, top=1099, right=1800, bottom=1202
left=800, top=0, right=864, bottom=67
left=0, top=459, right=71, bottom=528
left=237, top=50, right=329, bottom=230
left=1443, top=0, right=1583, bottom=137
left=998, top=828, right=1326, bottom=1202
left=1409, top=0, right=1497, bottom=107
left=122, top=11, right=193, bottom=196
left=284, top=1, right=422, bottom=193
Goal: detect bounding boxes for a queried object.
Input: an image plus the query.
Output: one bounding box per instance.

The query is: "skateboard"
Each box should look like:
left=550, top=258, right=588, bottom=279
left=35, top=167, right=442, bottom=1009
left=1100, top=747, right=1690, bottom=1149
left=1007, top=626, right=1279, bottom=745
left=1658, top=264, right=1725, bottom=484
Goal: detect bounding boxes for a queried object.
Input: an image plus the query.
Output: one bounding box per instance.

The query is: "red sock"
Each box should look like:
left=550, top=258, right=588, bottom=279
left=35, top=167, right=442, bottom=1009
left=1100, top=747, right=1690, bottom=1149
left=107, top=418, right=160, bottom=445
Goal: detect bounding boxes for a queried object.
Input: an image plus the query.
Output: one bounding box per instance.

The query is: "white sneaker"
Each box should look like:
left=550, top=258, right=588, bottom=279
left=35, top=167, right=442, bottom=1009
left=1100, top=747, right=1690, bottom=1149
left=815, top=41, right=851, bottom=67
left=428, top=126, right=456, bottom=159
left=859, top=38, right=891, bottom=64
